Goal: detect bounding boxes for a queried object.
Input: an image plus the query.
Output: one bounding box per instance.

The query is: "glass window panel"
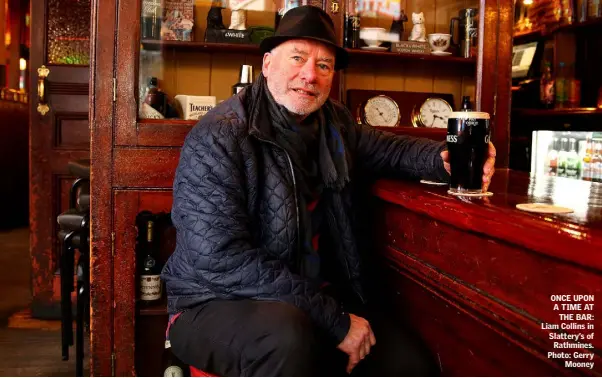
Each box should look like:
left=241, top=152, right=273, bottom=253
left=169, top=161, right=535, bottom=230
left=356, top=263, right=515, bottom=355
left=47, top=0, right=91, bottom=65
left=138, top=0, right=284, bottom=121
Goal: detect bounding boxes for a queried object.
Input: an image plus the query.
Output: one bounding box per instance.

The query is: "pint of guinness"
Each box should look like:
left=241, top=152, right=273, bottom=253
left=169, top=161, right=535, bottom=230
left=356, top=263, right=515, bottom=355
left=446, top=111, right=490, bottom=194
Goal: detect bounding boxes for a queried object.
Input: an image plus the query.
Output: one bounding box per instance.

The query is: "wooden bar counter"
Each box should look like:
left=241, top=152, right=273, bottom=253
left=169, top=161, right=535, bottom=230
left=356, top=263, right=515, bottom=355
left=369, top=169, right=601, bottom=376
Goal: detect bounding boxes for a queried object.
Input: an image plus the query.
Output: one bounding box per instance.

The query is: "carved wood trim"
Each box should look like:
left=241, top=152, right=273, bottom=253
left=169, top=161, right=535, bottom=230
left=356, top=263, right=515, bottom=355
left=53, top=112, right=90, bottom=150
left=47, top=82, right=89, bottom=95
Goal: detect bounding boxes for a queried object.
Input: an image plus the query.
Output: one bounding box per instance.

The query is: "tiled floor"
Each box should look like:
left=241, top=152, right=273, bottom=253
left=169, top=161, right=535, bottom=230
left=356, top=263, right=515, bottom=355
left=0, top=227, right=89, bottom=376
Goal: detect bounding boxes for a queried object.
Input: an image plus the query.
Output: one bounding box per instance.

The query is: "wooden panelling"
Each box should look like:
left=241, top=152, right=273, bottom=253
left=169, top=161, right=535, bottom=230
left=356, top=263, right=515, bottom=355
left=135, top=315, right=169, bottom=377
left=113, top=190, right=139, bottom=377
left=371, top=171, right=602, bottom=376
left=379, top=263, right=568, bottom=376
left=373, top=174, right=602, bottom=270
left=378, top=205, right=602, bottom=337
left=136, top=120, right=194, bottom=147
left=113, top=148, right=180, bottom=188
left=49, top=94, right=89, bottom=113
left=55, top=114, right=90, bottom=149
left=113, top=189, right=172, bottom=376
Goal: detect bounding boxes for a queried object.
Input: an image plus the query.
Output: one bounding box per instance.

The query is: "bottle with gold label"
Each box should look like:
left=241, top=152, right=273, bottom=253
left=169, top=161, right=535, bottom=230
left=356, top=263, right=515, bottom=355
left=139, top=220, right=162, bottom=303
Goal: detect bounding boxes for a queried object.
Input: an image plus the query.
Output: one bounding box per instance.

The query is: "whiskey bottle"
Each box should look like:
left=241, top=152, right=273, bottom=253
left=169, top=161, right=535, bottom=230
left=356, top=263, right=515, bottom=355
left=139, top=220, right=162, bottom=303
left=144, top=77, right=167, bottom=116
left=141, top=0, right=162, bottom=40
left=460, top=96, right=472, bottom=111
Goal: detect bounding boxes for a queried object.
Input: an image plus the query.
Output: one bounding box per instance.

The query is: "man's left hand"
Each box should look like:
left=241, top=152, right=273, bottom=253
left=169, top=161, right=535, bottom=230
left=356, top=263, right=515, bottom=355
left=440, top=142, right=497, bottom=192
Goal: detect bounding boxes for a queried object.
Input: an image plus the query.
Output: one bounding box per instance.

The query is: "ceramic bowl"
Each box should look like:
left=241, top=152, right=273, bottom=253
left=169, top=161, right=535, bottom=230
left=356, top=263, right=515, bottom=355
left=427, top=33, right=451, bottom=52
left=360, top=27, right=386, bottom=47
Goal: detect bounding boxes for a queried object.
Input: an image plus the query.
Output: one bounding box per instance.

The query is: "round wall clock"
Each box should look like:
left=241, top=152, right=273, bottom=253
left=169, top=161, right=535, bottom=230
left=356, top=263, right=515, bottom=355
left=359, top=95, right=401, bottom=127
left=411, top=97, right=453, bottom=128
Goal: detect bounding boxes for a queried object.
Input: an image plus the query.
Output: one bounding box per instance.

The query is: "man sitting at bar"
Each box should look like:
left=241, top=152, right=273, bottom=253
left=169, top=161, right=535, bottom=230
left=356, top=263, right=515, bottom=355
left=163, top=5, right=496, bottom=376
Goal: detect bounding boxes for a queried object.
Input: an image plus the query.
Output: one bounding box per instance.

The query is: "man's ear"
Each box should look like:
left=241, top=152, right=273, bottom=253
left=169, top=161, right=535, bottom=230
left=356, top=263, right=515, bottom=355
left=262, top=52, right=272, bottom=77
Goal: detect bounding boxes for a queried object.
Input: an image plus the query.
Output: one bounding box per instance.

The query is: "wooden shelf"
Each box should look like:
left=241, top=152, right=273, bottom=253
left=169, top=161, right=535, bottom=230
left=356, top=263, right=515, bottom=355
left=139, top=40, right=476, bottom=67
left=138, top=298, right=168, bottom=316
left=141, top=39, right=261, bottom=54
left=513, top=28, right=543, bottom=39
left=346, top=48, right=476, bottom=65
left=374, top=125, right=447, bottom=140
left=513, top=18, right=602, bottom=39
left=134, top=119, right=446, bottom=147
left=513, top=107, right=602, bottom=116
left=136, top=119, right=195, bottom=147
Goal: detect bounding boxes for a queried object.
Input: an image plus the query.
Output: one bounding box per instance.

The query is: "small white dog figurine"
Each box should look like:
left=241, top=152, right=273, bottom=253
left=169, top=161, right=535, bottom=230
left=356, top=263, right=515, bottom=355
left=409, top=12, right=427, bottom=42
left=229, top=9, right=247, bottom=30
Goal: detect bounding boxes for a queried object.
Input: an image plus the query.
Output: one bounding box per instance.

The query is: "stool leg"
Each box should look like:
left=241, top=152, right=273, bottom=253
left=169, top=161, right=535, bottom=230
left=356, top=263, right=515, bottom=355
left=61, top=231, right=75, bottom=361
left=76, top=256, right=85, bottom=377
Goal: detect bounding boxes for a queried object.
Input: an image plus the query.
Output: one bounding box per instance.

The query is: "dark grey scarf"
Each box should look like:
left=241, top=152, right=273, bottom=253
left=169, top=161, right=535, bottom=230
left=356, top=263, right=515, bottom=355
left=247, top=74, right=350, bottom=280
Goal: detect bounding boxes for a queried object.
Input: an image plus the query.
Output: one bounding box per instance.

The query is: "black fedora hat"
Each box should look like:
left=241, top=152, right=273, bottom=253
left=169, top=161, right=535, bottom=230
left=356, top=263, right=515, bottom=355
left=260, top=5, right=349, bottom=70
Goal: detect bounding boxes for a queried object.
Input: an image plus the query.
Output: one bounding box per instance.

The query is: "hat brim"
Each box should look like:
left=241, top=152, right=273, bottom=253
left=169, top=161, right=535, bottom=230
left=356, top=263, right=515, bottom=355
left=260, top=35, right=349, bottom=71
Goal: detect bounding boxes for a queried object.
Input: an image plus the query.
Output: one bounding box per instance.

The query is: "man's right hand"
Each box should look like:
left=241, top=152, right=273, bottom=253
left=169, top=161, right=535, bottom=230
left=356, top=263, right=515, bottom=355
left=337, top=313, right=376, bottom=374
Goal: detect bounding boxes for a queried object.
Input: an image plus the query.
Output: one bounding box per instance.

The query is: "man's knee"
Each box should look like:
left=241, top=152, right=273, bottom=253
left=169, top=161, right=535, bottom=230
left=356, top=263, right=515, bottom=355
left=251, top=302, right=315, bottom=356
left=241, top=302, right=316, bottom=376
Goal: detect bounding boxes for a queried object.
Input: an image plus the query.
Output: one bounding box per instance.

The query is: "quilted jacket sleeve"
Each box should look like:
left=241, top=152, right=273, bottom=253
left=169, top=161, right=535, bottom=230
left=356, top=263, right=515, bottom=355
left=172, top=122, right=350, bottom=344
left=352, top=121, right=450, bottom=182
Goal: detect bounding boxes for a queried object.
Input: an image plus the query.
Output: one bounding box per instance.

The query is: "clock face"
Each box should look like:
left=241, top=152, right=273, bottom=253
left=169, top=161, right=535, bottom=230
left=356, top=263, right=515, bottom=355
left=363, top=95, right=400, bottom=127
left=419, top=98, right=452, bottom=128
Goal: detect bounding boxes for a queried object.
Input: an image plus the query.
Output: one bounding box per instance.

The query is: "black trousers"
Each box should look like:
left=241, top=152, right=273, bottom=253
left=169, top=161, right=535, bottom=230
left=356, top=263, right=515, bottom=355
left=169, top=299, right=439, bottom=377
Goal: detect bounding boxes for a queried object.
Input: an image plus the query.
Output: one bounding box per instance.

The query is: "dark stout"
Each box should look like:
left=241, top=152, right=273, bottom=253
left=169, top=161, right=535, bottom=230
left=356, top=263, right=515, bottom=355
left=447, top=111, right=490, bottom=193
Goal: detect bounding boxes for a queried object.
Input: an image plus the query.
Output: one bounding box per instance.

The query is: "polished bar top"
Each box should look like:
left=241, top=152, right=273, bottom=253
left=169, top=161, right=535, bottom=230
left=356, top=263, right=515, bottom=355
left=372, top=169, right=602, bottom=271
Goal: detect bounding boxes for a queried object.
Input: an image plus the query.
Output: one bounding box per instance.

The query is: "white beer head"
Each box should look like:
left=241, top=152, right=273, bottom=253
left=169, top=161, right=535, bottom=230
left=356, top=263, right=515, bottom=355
left=448, top=111, right=490, bottom=119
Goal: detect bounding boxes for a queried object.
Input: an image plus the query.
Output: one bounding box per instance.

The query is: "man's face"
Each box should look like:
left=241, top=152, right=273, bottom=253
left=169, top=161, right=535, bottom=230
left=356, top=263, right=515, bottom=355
left=262, top=39, right=335, bottom=117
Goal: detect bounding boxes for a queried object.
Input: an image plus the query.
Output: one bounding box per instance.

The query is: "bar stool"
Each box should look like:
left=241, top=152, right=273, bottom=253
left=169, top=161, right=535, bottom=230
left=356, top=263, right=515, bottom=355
left=56, top=159, right=90, bottom=377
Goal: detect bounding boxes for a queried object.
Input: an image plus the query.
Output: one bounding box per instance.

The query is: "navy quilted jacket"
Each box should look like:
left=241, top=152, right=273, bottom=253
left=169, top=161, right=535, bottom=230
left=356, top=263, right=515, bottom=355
left=162, top=89, right=449, bottom=342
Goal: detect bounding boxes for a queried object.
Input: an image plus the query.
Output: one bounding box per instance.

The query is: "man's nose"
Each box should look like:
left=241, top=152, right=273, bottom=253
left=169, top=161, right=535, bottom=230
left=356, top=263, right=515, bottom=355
left=299, top=60, right=317, bottom=83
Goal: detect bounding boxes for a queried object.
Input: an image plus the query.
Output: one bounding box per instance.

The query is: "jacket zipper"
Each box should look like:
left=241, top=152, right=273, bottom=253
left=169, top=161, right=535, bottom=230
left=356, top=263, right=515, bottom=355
left=329, top=210, right=365, bottom=304
left=255, top=134, right=365, bottom=303
left=253, top=136, right=301, bottom=258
